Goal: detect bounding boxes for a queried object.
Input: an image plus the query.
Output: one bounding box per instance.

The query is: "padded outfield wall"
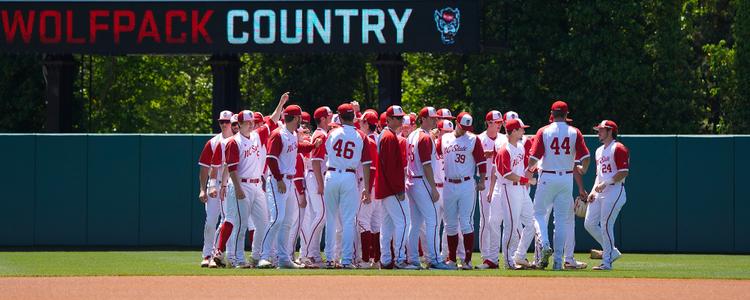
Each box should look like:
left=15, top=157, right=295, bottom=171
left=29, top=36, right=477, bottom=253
left=0, top=134, right=747, bottom=253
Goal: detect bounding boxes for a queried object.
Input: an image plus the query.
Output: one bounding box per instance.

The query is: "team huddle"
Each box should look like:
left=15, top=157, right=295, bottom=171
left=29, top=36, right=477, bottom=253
left=197, top=92, right=630, bottom=271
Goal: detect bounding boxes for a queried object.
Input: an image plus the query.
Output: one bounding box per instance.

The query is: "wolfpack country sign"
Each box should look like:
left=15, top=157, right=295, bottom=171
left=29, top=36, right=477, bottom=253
left=0, top=1, right=479, bottom=54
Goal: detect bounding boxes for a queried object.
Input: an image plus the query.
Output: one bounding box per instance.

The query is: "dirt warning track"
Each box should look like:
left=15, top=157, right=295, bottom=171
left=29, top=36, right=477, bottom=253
left=1, top=276, right=748, bottom=299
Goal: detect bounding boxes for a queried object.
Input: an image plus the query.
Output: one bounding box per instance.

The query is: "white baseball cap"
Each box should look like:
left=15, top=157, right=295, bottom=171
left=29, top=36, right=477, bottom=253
left=218, top=110, right=233, bottom=121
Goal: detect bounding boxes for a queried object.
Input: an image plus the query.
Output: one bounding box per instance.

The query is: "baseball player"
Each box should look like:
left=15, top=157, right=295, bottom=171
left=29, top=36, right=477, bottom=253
left=441, top=112, right=487, bottom=270
left=585, top=120, right=629, bottom=270
left=258, top=104, right=321, bottom=269
left=405, top=107, right=454, bottom=270
left=298, top=106, right=333, bottom=268
left=322, top=103, right=373, bottom=269
left=527, top=100, right=590, bottom=270
left=355, top=110, right=381, bottom=268
left=375, top=106, right=417, bottom=270
left=286, top=126, right=312, bottom=265
left=231, top=114, right=239, bottom=134
left=197, top=110, right=234, bottom=267
left=436, top=119, right=466, bottom=263
left=476, top=110, right=505, bottom=269
left=401, top=113, right=416, bottom=138
left=493, top=118, right=539, bottom=270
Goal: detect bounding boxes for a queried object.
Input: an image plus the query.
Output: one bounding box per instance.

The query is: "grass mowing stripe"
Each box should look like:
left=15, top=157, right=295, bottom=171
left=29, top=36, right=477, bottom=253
left=0, top=252, right=748, bottom=279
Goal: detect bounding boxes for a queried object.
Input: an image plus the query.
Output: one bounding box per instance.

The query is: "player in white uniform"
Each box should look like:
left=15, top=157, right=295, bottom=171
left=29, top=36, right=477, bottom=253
left=527, top=101, right=591, bottom=270
left=286, top=113, right=312, bottom=265
left=441, top=112, right=487, bottom=270
left=258, top=104, right=320, bottom=269
left=405, top=107, right=453, bottom=270
left=298, top=106, right=332, bottom=268
left=354, top=110, right=381, bottom=268
left=476, top=110, right=505, bottom=269
left=322, top=103, right=373, bottom=269
left=493, top=119, right=540, bottom=269
left=586, top=120, right=629, bottom=270
left=197, top=110, right=234, bottom=267
left=436, top=119, right=467, bottom=263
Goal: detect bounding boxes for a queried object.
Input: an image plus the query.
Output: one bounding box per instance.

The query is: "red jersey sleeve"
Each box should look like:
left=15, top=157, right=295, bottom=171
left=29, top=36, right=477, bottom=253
left=311, top=131, right=327, bottom=160
left=293, top=153, right=306, bottom=193
left=523, top=136, right=534, bottom=167
left=530, top=128, right=545, bottom=160
left=417, top=133, right=433, bottom=165
left=496, top=146, right=512, bottom=178
left=226, top=139, right=240, bottom=172
left=266, top=129, right=283, bottom=180
left=398, top=137, right=407, bottom=169
left=298, top=141, right=315, bottom=154
left=266, top=118, right=278, bottom=130
left=198, top=139, right=214, bottom=167
left=256, top=124, right=271, bottom=142
left=359, top=131, right=372, bottom=164
left=614, top=142, right=630, bottom=171
left=210, top=142, right=223, bottom=167
left=574, top=128, right=590, bottom=161
left=435, top=137, right=443, bottom=156
left=472, top=137, right=487, bottom=174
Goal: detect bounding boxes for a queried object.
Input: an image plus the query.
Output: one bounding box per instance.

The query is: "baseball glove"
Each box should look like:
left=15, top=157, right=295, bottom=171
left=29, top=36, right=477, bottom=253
left=574, top=196, right=587, bottom=218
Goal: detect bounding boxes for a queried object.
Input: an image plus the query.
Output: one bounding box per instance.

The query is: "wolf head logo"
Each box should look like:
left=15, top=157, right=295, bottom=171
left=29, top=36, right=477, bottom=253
left=434, top=7, right=460, bottom=45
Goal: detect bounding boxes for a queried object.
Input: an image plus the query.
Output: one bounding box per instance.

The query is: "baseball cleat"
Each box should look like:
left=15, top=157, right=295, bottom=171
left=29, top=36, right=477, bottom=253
left=256, top=259, right=274, bottom=269
left=592, top=264, right=612, bottom=271
left=200, top=256, right=211, bottom=268
left=552, top=261, right=563, bottom=271
left=325, top=261, right=337, bottom=269
left=212, top=251, right=227, bottom=268
left=380, top=262, right=395, bottom=269
left=277, top=260, right=302, bottom=269
left=430, top=261, right=458, bottom=270
left=564, top=261, right=588, bottom=270
left=475, top=259, right=499, bottom=270
left=539, top=245, right=553, bottom=269
left=234, top=262, right=254, bottom=269
left=341, top=263, right=358, bottom=270
left=514, top=258, right=533, bottom=268
left=612, top=249, right=622, bottom=262
left=590, top=249, right=603, bottom=259
left=395, top=262, right=419, bottom=270
left=246, top=257, right=258, bottom=268
left=357, top=261, right=374, bottom=269
left=445, top=260, right=458, bottom=268
left=461, top=261, right=473, bottom=270
left=207, top=259, right=219, bottom=268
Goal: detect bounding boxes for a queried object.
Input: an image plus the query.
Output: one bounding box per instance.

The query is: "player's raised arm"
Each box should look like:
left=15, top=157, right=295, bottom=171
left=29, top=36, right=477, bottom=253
left=267, top=92, right=290, bottom=123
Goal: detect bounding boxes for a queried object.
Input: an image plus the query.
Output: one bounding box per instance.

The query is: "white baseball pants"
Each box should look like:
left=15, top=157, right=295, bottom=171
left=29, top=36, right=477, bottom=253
left=406, top=178, right=441, bottom=265
left=533, top=172, right=574, bottom=264
left=323, top=170, right=359, bottom=265
left=585, top=184, right=626, bottom=267
left=261, top=176, right=296, bottom=263
left=379, top=194, right=411, bottom=265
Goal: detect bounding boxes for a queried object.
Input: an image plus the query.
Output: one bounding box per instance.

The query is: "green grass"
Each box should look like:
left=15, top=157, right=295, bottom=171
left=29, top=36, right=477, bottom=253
left=0, top=252, right=748, bottom=279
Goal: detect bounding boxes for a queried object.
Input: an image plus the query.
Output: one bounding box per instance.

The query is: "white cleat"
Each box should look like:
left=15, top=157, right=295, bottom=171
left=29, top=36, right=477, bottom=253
left=211, top=251, right=226, bottom=268
left=256, top=259, right=274, bottom=269
left=612, top=249, right=622, bottom=262
left=514, top=258, right=533, bottom=269
left=564, top=261, right=588, bottom=270
left=592, top=264, right=612, bottom=271
left=200, top=257, right=211, bottom=268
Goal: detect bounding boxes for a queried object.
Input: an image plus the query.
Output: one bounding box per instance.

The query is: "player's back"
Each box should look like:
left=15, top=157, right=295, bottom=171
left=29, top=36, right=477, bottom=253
left=531, top=122, right=588, bottom=172
left=325, top=125, right=365, bottom=171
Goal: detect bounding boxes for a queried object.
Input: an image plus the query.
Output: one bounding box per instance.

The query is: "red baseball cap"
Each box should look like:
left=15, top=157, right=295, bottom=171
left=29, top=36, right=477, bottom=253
left=364, top=108, right=378, bottom=116
left=301, top=111, right=311, bottom=123
left=503, top=111, right=519, bottom=122
left=485, top=110, right=503, bottom=123
left=456, top=112, right=474, bottom=132
left=436, top=108, right=455, bottom=120
left=283, top=105, right=302, bottom=117
left=337, top=103, right=354, bottom=114
left=505, top=118, right=530, bottom=132
left=237, top=110, right=254, bottom=123
left=218, top=110, right=234, bottom=121
left=379, top=112, right=387, bottom=127
left=551, top=100, right=569, bottom=113
left=385, top=105, right=405, bottom=118
left=253, top=112, right=264, bottom=123
left=437, top=119, right=454, bottom=132
left=593, top=120, right=618, bottom=134
left=418, top=107, right=438, bottom=119
left=314, top=106, right=332, bottom=120
left=362, top=111, right=379, bottom=126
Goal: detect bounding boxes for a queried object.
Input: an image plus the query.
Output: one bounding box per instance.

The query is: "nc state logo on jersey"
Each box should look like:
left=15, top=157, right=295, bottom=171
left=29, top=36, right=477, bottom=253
left=444, top=144, right=468, bottom=154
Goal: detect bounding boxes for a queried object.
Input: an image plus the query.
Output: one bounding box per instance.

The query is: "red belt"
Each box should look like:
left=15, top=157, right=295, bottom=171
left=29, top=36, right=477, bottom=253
left=241, top=178, right=261, bottom=183
left=446, top=177, right=472, bottom=184
left=541, top=170, right=573, bottom=175
left=328, top=167, right=356, bottom=173
left=436, top=183, right=444, bottom=188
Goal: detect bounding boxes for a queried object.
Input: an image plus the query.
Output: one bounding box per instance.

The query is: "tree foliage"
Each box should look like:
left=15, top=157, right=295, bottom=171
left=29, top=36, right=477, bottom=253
left=0, top=1, right=747, bottom=133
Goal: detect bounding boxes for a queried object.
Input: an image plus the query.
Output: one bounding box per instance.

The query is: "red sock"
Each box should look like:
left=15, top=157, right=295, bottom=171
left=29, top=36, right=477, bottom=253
left=246, top=230, right=254, bottom=251
left=447, top=234, right=459, bottom=262
left=462, top=232, right=474, bottom=264
left=373, top=232, right=381, bottom=262
left=360, top=231, right=371, bottom=261
left=217, top=222, right=233, bottom=252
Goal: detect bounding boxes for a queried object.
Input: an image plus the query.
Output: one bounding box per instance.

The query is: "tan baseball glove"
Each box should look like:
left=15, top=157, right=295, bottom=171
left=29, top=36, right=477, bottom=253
left=574, top=196, right=588, bottom=218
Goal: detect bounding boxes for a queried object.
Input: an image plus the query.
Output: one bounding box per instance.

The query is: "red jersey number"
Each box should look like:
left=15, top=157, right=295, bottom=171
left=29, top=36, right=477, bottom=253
left=333, top=140, right=355, bottom=159
left=407, top=144, right=415, bottom=162
left=550, top=137, right=571, bottom=155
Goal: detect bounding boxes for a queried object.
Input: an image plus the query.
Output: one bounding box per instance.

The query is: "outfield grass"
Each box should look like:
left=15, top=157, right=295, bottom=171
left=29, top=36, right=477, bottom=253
left=0, top=252, right=748, bottom=279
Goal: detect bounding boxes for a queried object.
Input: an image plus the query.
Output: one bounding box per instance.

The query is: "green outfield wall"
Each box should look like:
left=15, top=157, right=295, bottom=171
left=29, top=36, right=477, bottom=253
left=0, top=134, right=746, bottom=253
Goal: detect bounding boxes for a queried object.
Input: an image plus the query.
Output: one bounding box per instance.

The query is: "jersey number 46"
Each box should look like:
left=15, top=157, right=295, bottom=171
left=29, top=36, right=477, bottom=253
left=333, top=140, right=355, bottom=159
